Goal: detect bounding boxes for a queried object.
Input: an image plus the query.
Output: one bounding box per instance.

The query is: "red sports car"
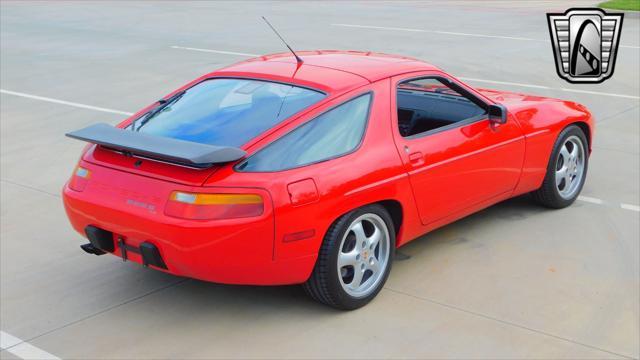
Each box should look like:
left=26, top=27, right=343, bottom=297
left=63, top=51, right=593, bottom=309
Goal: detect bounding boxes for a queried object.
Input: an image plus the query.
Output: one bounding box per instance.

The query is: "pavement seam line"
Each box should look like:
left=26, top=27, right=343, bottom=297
left=170, top=45, right=259, bottom=57
left=458, top=78, right=639, bottom=99
left=559, top=88, right=640, bottom=100
left=332, top=23, right=541, bottom=41
left=596, top=104, right=640, bottom=125
left=330, top=23, right=640, bottom=49
left=1, top=331, right=60, bottom=360
left=1, top=179, right=61, bottom=198
left=0, top=89, right=133, bottom=116
left=0, top=331, right=22, bottom=349
left=2, top=279, right=190, bottom=352
left=458, top=77, right=550, bottom=89
left=592, top=145, right=639, bottom=155
left=382, top=287, right=634, bottom=359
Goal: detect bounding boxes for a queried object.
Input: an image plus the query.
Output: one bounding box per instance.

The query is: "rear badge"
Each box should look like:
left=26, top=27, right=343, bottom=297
left=547, top=8, right=623, bottom=83
left=126, top=199, right=157, bottom=213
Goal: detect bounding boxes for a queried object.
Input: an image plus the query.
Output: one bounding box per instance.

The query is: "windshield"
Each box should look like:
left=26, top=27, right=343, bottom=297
left=131, top=78, right=326, bottom=147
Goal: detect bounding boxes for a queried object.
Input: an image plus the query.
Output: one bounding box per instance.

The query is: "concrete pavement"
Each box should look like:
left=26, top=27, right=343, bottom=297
left=1, top=1, right=638, bottom=358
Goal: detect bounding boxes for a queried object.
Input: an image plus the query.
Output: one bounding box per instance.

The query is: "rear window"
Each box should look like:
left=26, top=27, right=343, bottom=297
left=130, top=78, right=325, bottom=147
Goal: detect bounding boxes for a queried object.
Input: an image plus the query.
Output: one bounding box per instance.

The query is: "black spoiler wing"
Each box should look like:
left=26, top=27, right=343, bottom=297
left=66, top=123, right=246, bottom=168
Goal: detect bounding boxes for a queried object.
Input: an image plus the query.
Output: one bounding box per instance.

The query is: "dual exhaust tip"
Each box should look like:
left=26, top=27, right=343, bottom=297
left=80, top=243, right=106, bottom=256
left=79, top=225, right=168, bottom=269
left=80, top=225, right=113, bottom=256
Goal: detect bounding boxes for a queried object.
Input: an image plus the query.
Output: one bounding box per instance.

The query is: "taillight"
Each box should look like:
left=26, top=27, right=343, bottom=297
left=68, top=166, right=91, bottom=191
left=165, top=191, right=264, bottom=220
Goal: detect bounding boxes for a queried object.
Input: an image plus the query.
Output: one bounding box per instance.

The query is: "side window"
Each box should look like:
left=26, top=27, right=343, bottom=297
left=237, top=93, right=372, bottom=172
left=397, top=77, right=487, bottom=137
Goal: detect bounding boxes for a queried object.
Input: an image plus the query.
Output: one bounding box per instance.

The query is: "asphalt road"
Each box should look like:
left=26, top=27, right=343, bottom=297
left=1, top=1, right=639, bottom=359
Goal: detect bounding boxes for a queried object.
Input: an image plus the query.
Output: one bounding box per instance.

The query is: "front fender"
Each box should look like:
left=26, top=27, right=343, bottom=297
left=510, top=99, right=594, bottom=196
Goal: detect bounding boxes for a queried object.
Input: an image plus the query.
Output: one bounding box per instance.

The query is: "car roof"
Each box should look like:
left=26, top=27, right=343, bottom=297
left=211, top=50, right=441, bottom=93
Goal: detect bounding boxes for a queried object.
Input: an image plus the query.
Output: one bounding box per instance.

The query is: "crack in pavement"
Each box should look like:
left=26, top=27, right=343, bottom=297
left=596, top=104, right=640, bottom=125
left=1, top=179, right=60, bottom=198
left=382, top=287, right=634, bottom=359
left=2, top=279, right=190, bottom=353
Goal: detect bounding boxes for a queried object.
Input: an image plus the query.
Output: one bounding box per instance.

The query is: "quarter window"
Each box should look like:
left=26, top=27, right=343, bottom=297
left=237, top=93, right=372, bottom=172
left=397, top=77, right=487, bottom=137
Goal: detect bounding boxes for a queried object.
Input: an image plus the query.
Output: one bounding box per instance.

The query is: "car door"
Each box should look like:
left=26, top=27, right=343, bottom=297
left=391, top=71, right=525, bottom=225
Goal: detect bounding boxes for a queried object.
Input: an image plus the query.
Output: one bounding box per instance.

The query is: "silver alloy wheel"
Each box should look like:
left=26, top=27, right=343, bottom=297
left=555, top=135, right=585, bottom=199
left=337, top=213, right=390, bottom=298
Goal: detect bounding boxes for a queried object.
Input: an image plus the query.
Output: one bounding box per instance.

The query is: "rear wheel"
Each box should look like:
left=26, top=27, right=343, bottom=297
left=303, top=204, right=395, bottom=310
left=532, top=125, right=588, bottom=208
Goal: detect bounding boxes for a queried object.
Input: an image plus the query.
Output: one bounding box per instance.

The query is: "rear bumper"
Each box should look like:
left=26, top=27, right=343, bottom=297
left=82, top=225, right=167, bottom=269
left=62, top=163, right=316, bottom=285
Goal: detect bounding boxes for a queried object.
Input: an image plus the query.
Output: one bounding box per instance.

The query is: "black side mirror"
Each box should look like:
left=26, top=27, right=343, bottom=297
left=488, top=104, right=507, bottom=124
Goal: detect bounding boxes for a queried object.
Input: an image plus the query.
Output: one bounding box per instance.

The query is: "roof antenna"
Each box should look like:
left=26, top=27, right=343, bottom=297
left=262, top=16, right=303, bottom=65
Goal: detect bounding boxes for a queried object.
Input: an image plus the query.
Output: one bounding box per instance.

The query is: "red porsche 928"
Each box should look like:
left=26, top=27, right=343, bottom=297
left=63, top=51, right=593, bottom=309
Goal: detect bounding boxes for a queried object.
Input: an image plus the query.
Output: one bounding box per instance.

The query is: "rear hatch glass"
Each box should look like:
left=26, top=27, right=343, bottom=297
left=131, top=78, right=325, bottom=146
left=85, top=78, right=325, bottom=184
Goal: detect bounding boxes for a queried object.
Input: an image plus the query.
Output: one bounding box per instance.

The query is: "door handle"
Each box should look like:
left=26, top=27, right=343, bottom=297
left=408, top=151, right=425, bottom=166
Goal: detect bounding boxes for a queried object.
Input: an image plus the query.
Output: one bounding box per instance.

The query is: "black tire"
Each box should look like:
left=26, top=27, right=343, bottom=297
left=531, top=125, right=589, bottom=208
left=303, top=204, right=395, bottom=310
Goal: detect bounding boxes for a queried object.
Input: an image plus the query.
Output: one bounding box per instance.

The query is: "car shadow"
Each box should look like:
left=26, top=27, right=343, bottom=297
left=395, top=194, right=550, bottom=259
left=106, top=194, right=556, bottom=315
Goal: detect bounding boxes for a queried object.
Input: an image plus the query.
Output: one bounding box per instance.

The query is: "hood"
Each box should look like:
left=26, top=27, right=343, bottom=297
left=477, top=88, right=566, bottom=109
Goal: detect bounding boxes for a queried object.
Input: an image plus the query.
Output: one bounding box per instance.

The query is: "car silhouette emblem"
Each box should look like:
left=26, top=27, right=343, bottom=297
left=547, top=8, right=623, bottom=83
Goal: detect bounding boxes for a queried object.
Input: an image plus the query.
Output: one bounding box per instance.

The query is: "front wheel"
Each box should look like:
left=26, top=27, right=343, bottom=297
left=532, top=125, right=589, bottom=208
left=303, top=204, right=395, bottom=310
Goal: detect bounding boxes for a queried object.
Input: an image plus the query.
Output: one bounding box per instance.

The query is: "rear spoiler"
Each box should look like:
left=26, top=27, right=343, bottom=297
left=66, top=123, right=246, bottom=168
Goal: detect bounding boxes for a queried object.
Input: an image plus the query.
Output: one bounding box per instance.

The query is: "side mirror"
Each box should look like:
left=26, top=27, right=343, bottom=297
left=488, top=104, right=507, bottom=124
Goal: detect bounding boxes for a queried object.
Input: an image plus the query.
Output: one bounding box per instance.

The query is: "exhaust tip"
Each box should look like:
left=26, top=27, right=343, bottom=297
left=80, top=243, right=106, bottom=256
